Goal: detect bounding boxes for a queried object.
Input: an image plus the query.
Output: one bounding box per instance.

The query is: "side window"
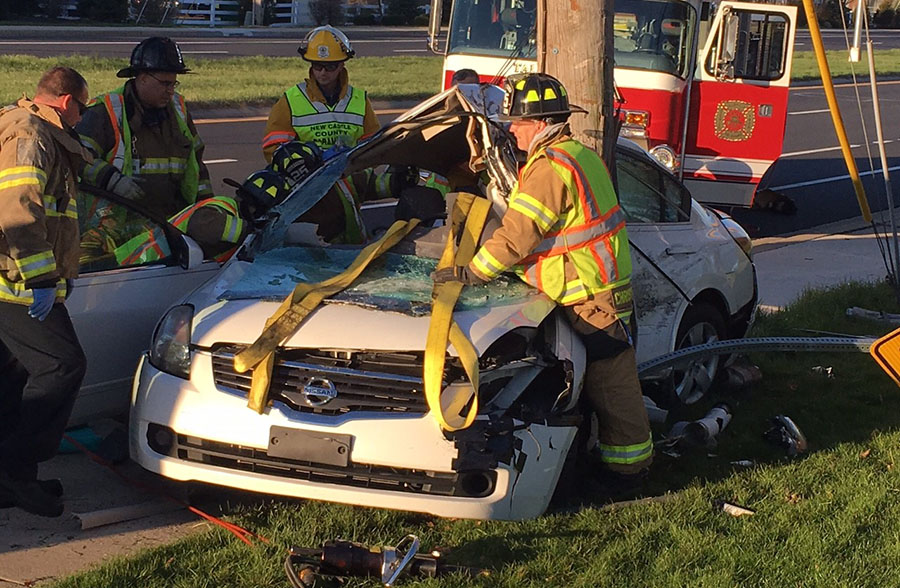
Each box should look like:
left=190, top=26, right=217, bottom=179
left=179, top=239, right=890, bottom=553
left=77, top=189, right=178, bottom=272
left=705, top=9, right=788, bottom=81
left=616, top=152, right=691, bottom=223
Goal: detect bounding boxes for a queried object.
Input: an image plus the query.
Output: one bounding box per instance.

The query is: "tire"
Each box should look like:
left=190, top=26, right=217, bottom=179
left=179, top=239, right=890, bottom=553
left=670, top=302, right=727, bottom=406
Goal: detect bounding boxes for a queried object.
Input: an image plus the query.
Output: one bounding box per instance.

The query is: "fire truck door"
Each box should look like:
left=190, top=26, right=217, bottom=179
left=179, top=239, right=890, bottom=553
left=682, top=1, right=797, bottom=207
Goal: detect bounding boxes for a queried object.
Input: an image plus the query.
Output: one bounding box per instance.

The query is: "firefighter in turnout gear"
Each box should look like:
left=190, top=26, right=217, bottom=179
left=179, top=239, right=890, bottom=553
left=0, top=67, right=91, bottom=518
left=77, top=37, right=214, bottom=218
left=262, top=26, right=379, bottom=159
left=435, top=73, right=652, bottom=494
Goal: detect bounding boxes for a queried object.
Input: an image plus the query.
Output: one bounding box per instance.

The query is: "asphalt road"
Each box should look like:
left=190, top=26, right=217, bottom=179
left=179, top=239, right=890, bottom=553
left=2, top=26, right=900, bottom=58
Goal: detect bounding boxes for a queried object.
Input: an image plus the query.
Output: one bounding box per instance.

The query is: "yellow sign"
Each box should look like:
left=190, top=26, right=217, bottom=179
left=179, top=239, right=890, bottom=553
left=870, top=326, right=900, bottom=386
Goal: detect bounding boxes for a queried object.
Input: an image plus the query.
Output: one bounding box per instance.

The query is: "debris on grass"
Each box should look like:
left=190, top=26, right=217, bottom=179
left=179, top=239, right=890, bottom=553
left=731, top=460, right=755, bottom=467
left=717, top=500, right=755, bottom=517
left=763, top=415, right=809, bottom=457
left=810, top=365, right=835, bottom=379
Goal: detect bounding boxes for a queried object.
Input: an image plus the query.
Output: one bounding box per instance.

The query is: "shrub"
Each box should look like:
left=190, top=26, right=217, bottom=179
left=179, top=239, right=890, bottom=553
left=78, top=0, right=128, bottom=22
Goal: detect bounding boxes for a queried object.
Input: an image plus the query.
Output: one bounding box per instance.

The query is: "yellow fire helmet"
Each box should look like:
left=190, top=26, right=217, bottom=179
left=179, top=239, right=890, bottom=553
left=298, top=26, right=355, bottom=62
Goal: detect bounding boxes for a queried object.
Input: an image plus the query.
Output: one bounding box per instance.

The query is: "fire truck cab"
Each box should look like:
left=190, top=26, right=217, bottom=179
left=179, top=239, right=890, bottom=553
left=428, top=0, right=798, bottom=207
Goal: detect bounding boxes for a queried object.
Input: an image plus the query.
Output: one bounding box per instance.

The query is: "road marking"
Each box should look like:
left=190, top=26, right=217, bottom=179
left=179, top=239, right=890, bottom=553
left=789, top=108, right=830, bottom=115
left=393, top=49, right=428, bottom=53
left=792, top=79, right=900, bottom=91
left=194, top=108, right=407, bottom=124
left=182, top=50, right=229, bottom=54
left=203, top=158, right=238, bottom=164
left=782, top=137, right=896, bottom=158
left=770, top=164, right=900, bottom=191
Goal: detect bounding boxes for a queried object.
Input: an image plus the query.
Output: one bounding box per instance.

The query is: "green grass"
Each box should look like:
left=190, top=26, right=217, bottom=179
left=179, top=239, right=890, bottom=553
left=2, top=48, right=899, bottom=112
left=0, top=55, right=444, bottom=110
left=791, top=48, right=900, bottom=80
left=49, top=280, right=900, bottom=587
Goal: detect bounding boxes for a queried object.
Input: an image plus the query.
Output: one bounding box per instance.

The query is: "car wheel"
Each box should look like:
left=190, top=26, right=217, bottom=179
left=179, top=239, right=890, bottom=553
left=670, top=302, right=727, bottom=406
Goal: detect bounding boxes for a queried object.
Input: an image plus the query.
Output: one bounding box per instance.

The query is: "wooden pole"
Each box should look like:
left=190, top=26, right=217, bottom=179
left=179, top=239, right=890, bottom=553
left=538, top=0, right=616, bottom=167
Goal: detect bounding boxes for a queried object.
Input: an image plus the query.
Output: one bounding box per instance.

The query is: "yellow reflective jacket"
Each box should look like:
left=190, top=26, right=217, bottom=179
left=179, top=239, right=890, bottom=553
left=0, top=98, right=91, bottom=305
left=262, top=68, right=380, bottom=162
left=469, top=125, right=633, bottom=323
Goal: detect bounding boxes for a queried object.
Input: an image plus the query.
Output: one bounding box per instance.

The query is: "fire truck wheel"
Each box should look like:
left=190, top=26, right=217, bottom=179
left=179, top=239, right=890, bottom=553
left=670, top=302, right=727, bottom=406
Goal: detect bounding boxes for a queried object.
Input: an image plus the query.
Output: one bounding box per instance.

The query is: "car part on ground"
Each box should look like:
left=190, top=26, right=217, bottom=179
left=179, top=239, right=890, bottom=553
left=285, top=536, right=486, bottom=588
left=763, top=415, right=809, bottom=457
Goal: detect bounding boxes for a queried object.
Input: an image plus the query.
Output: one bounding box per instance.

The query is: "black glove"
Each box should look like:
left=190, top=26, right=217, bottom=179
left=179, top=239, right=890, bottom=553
left=431, top=265, right=488, bottom=286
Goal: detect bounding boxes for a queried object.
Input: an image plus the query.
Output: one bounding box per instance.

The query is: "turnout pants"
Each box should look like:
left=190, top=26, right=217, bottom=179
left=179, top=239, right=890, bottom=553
left=0, top=302, right=86, bottom=480
left=564, top=298, right=653, bottom=475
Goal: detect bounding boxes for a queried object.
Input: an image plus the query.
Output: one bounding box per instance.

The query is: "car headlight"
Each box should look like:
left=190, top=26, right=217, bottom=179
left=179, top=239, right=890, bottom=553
left=149, top=304, right=194, bottom=379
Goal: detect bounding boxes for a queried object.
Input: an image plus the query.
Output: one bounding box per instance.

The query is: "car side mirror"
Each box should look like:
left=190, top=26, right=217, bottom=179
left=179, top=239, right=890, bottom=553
left=180, top=234, right=205, bottom=270
left=715, top=7, right=739, bottom=80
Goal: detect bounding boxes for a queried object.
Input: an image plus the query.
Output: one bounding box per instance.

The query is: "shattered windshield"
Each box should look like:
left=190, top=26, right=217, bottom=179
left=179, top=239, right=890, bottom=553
left=221, top=246, right=539, bottom=316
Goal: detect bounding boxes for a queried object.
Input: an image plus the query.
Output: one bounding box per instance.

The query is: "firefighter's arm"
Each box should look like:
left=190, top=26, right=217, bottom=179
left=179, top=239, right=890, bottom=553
left=76, top=104, right=120, bottom=189
left=184, top=204, right=247, bottom=250
left=361, top=96, right=380, bottom=139
left=185, top=109, right=215, bottom=200
left=262, top=95, right=297, bottom=163
left=0, top=135, right=59, bottom=289
left=468, top=157, right=568, bottom=282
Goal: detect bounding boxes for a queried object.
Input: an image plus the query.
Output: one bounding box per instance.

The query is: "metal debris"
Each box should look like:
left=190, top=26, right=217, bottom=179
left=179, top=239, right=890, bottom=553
left=763, top=415, right=809, bottom=457
left=666, top=404, right=732, bottom=449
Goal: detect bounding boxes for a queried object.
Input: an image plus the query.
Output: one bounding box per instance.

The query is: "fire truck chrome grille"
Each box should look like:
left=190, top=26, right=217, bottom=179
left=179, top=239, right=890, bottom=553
left=210, top=346, right=429, bottom=415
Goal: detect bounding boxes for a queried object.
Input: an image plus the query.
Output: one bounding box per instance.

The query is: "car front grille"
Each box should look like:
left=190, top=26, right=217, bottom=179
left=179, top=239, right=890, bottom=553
left=210, top=346, right=438, bottom=416
left=147, top=424, right=499, bottom=497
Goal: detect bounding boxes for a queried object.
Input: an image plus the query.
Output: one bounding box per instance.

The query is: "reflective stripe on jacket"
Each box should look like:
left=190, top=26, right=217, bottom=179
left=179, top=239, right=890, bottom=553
left=0, top=99, right=90, bottom=305
left=114, top=196, right=245, bottom=265
left=284, top=81, right=367, bottom=149
left=469, top=128, right=633, bottom=317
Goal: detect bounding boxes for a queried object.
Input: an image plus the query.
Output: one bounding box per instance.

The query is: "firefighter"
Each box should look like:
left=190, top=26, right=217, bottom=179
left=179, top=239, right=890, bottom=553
left=77, top=37, right=214, bottom=220
left=0, top=67, right=92, bottom=517
left=434, top=73, right=652, bottom=497
left=262, top=26, right=379, bottom=160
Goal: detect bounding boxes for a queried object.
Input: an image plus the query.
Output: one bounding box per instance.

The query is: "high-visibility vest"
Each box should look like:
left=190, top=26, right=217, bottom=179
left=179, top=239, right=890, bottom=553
left=114, top=196, right=244, bottom=265
left=91, top=86, right=206, bottom=205
left=473, top=140, right=633, bottom=314
left=285, top=82, right=367, bottom=149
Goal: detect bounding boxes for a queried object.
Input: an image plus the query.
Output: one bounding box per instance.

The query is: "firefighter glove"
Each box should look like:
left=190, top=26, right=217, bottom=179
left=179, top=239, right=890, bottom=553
left=431, top=265, right=487, bottom=286
left=106, top=172, right=145, bottom=201
left=28, top=288, right=55, bottom=321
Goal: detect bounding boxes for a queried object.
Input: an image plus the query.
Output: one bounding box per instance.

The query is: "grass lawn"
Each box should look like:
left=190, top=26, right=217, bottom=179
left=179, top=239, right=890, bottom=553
left=50, top=280, right=900, bottom=587
left=1, top=49, right=899, bottom=111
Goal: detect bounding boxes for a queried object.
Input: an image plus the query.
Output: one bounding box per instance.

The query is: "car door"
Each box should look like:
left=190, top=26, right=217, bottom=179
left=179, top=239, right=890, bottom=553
left=616, top=146, right=703, bottom=363
left=67, top=188, right=221, bottom=425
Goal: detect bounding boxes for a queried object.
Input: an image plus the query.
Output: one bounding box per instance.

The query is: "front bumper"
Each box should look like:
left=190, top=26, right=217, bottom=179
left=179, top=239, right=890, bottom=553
left=130, top=352, right=576, bottom=520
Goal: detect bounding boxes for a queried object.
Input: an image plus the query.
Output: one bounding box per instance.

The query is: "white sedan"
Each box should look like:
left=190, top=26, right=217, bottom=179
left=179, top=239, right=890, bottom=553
left=122, top=86, right=753, bottom=520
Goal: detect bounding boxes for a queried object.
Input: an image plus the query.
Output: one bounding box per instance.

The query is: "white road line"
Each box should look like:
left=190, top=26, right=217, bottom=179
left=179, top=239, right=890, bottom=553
left=182, top=51, right=229, bottom=54
left=393, top=49, right=428, bottom=53
left=789, top=109, right=830, bottom=115
left=782, top=138, right=897, bottom=158
left=203, top=158, right=238, bottom=164
left=770, top=164, right=900, bottom=191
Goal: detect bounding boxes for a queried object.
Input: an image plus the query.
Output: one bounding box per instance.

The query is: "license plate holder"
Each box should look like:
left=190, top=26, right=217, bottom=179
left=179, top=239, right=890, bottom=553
left=267, top=426, right=352, bottom=467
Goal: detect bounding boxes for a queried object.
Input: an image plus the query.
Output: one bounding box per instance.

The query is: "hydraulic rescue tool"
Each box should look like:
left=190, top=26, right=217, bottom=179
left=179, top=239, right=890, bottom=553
left=284, top=535, right=486, bottom=587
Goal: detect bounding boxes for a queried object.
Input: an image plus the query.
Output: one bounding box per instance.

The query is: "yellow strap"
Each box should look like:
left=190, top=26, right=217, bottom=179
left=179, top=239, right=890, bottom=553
left=423, top=193, right=492, bottom=431
left=234, top=219, right=419, bottom=413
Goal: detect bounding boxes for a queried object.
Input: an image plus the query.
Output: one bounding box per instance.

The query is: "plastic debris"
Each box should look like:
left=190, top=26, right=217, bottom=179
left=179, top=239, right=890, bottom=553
left=846, top=306, right=900, bottom=325
left=667, top=404, right=732, bottom=450
left=810, top=365, right=835, bottom=379
left=731, top=460, right=754, bottom=467
left=763, top=415, right=808, bottom=457
left=717, top=500, right=755, bottom=517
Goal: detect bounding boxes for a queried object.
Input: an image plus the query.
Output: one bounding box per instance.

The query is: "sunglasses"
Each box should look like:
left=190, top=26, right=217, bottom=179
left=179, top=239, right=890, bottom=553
left=147, top=73, right=180, bottom=89
left=310, top=62, right=342, bottom=72
left=71, top=96, right=88, bottom=115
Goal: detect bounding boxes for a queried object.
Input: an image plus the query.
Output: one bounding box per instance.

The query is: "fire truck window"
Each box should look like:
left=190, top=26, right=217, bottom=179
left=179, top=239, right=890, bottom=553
left=705, top=10, right=788, bottom=81
left=616, top=152, right=690, bottom=224
left=613, top=0, right=696, bottom=78
left=448, top=0, right=537, bottom=58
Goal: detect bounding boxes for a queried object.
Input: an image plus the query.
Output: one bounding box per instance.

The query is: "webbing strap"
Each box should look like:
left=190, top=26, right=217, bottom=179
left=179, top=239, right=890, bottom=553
left=233, top=219, right=419, bottom=413
left=423, top=193, right=491, bottom=431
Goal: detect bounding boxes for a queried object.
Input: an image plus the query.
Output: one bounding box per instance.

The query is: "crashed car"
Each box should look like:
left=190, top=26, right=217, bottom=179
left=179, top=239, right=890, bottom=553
left=130, top=86, right=756, bottom=520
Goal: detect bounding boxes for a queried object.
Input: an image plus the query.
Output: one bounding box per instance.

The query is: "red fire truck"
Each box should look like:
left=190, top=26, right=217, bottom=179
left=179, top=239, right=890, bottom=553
left=427, top=0, right=798, bottom=207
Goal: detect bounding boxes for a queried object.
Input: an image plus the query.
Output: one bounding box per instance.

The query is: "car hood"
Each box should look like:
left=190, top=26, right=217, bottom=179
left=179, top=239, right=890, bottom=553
left=189, top=250, right=555, bottom=354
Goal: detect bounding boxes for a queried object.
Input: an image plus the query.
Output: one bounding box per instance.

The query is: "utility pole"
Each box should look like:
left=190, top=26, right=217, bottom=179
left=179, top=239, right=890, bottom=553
left=538, top=0, right=617, bottom=167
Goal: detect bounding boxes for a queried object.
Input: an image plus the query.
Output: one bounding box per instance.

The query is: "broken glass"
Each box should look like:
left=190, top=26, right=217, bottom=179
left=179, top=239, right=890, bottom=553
left=221, top=246, right=539, bottom=316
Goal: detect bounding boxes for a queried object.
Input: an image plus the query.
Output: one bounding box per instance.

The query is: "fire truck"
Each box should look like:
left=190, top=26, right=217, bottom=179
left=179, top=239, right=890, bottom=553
left=427, top=0, right=798, bottom=207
